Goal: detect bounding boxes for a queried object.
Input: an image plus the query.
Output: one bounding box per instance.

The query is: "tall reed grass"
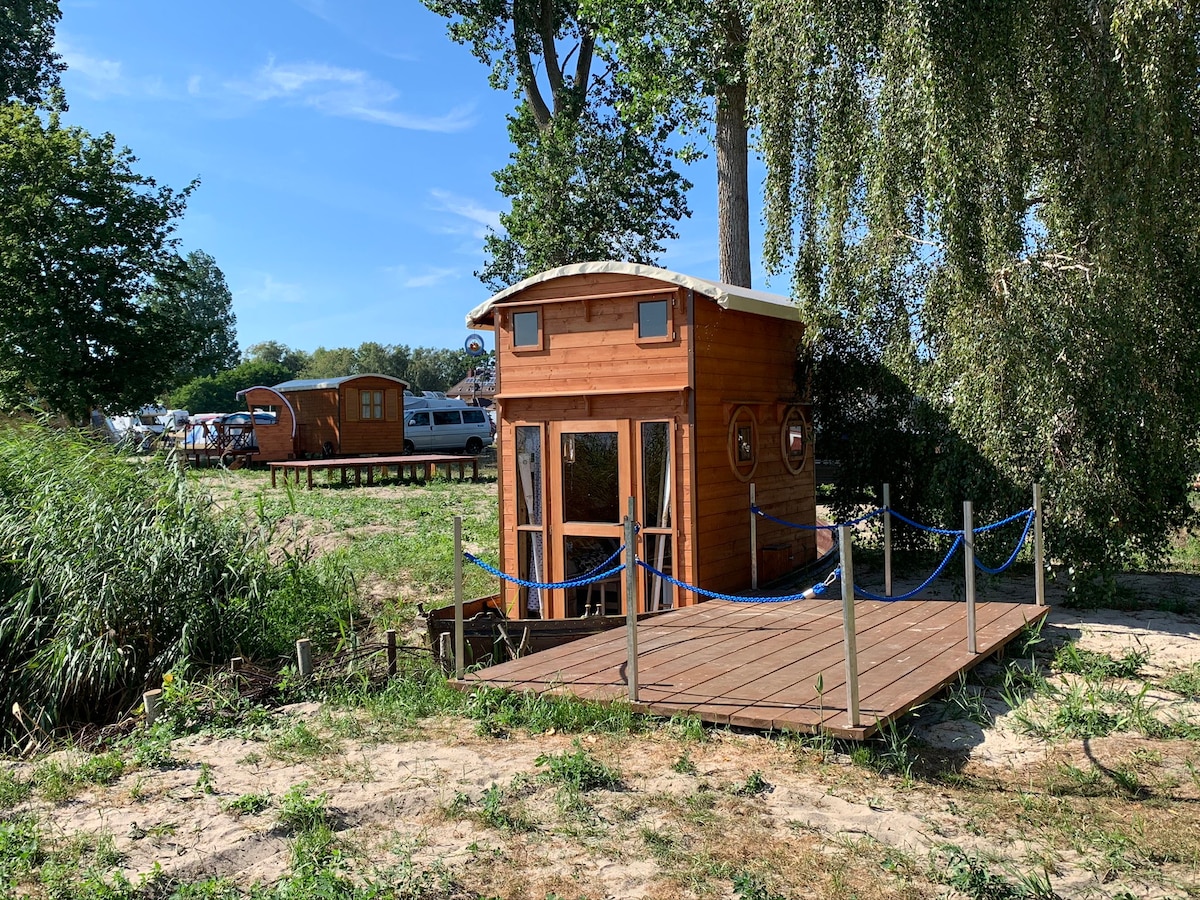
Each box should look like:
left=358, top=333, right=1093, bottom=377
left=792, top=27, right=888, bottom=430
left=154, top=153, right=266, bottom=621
left=0, top=421, right=355, bottom=749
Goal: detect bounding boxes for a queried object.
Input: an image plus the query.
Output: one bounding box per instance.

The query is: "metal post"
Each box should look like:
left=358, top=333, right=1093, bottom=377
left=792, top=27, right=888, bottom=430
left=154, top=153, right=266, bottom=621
left=963, top=501, right=977, bottom=654
left=454, top=516, right=465, bottom=680
left=749, top=482, right=758, bottom=590
left=386, top=629, right=397, bottom=676
left=624, top=497, right=639, bottom=702
left=838, top=526, right=860, bottom=728
left=1033, top=483, right=1046, bottom=607
left=882, top=482, right=893, bottom=598
left=296, top=638, right=312, bottom=676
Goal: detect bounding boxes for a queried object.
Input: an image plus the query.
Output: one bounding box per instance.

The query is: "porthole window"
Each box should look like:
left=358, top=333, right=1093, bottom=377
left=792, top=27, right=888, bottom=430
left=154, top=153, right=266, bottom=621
left=726, top=405, right=758, bottom=482
left=781, top=406, right=810, bottom=475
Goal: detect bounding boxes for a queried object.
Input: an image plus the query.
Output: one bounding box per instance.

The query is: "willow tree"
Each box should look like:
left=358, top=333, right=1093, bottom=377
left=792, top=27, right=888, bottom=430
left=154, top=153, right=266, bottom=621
left=750, top=0, right=1200, bottom=581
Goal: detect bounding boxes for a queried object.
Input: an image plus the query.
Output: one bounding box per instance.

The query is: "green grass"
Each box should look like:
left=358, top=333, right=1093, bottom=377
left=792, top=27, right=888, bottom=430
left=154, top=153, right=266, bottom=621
left=1052, top=644, right=1148, bottom=679
left=1162, top=663, right=1200, bottom=698
left=225, top=791, right=273, bottom=817
left=0, top=422, right=357, bottom=750
left=277, top=783, right=333, bottom=834
left=535, top=741, right=621, bottom=793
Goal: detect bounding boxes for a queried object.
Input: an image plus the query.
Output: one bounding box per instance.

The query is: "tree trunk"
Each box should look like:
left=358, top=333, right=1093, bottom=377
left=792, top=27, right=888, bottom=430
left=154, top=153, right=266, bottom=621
left=716, top=81, right=751, bottom=288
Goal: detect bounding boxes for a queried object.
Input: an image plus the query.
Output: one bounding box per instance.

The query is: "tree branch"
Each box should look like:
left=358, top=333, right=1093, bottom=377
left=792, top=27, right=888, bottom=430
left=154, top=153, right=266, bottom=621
left=539, top=0, right=565, bottom=109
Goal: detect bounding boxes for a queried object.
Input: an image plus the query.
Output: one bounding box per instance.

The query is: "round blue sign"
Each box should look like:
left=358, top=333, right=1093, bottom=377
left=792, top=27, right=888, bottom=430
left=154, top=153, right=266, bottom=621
left=464, top=334, right=486, bottom=357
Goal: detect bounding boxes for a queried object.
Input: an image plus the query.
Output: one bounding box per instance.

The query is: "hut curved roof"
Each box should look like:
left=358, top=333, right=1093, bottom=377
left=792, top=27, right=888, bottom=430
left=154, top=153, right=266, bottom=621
left=466, top=261, right=800, bottom=327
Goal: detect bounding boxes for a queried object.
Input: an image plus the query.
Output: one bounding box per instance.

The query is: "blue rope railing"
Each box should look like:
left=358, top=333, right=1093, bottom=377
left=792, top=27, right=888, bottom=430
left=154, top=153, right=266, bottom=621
left=637, top=559, right=837, bottom=603
left=853, top=535, right=964, bottom=602
left=464, top=552, right=625, bottom=590
left=750, top=506, right=885, bottom=531
left=972, top=509, right=1035, bottom=575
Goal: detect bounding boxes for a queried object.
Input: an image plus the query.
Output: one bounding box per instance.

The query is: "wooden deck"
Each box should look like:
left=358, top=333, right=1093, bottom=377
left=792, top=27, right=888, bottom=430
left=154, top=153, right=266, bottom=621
left=460, top=598, right=1049, bottom=739
left=269, top=454, right=479, bottom=489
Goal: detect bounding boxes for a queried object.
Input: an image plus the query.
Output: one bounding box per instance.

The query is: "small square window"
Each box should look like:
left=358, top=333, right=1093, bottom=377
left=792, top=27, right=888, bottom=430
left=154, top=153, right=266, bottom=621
left=513, top=310, right=540, bottom=348
left=361, top=390, right=383, bottom=420
left=638, top=300, right=670, bottom=339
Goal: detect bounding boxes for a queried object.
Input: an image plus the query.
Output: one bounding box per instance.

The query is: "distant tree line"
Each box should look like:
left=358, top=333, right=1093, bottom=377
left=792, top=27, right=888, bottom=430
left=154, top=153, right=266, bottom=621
left=167, top=341, right=481, bottom=414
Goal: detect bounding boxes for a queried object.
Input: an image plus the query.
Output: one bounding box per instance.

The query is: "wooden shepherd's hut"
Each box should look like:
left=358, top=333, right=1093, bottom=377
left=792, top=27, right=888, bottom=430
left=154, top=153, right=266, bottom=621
left=235, top=385, right=297, bottom=462
left=465, top=261, right=814, bottom=620
left=273, top=374, right=408, bottom=457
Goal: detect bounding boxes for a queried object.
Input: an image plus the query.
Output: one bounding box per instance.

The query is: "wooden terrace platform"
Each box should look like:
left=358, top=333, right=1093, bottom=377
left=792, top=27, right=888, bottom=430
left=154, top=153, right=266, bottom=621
left=460, top=597, right=1049, bottom=739
left=269, top=454, right=479, bottom=489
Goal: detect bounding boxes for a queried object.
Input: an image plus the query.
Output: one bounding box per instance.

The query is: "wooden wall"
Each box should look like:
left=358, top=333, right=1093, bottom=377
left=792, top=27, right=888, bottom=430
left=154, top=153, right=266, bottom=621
left=692, top=301, right=813, bottom=595
left=286, top=389, right=339, bottom=456
left=495, top=274, right=690, bottom=397
left=241, top=387, right=295, bottom=462
left=339, top=378, right=404, bottom=456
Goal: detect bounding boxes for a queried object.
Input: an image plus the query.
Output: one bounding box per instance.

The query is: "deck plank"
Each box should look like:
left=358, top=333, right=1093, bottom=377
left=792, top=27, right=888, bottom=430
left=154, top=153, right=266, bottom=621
left=458, top=598, right=1051, bottom=739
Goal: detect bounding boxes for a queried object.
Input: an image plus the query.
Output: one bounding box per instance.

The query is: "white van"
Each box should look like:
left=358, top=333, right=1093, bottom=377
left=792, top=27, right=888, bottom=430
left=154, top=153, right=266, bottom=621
left=404, top=404, right=493, bottom=454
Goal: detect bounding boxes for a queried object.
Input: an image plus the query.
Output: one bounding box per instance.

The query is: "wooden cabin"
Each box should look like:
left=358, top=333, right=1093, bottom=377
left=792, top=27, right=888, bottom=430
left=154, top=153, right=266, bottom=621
left=235, top=385, right=298, bottom=462
left=465, top=261, right=815, bottom=620
left=273, top=374, right=408, bottom=457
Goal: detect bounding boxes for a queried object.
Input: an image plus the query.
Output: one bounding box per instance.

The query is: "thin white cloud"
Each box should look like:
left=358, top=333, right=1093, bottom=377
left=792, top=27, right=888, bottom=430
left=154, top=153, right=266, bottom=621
left=56, top=38, right=126, bottom=96
left=226, top=58, right=475, bottom=133
left=234, top=273, right=307, bottom=308
left=429, top=189, right=502, bottom=240
left=187, top=75, right=203, bottom=96
left=382, top=265, right=461, bottom=290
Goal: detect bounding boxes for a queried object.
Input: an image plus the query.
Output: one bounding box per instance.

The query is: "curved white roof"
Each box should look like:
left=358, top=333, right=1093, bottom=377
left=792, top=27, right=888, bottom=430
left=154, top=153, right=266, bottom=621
left=466, top=261, right=800, bottom=326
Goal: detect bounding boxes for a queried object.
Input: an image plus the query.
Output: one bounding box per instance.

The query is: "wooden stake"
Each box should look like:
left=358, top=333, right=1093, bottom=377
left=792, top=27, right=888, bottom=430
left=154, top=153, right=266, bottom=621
left=386, top=629, right=397, bottom=676
left=143, top=689, right=162, bottom=728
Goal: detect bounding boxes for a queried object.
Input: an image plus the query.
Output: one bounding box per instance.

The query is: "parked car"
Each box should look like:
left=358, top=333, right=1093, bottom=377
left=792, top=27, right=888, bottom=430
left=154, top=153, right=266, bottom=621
left=404, top=405, right=493, bottom=454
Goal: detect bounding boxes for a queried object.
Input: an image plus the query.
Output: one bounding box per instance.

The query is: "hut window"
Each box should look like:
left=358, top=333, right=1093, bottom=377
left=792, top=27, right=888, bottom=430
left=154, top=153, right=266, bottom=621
left=641, top=421, right=674, bottom=611
left=637, top=299, right=671, bottom=340
left=512, top=310, right=541, bottom=349
left=361, top=390, right=383, bottom=420
left=781, top=407, right=810, bottom=475
left=726, top=405, right=758, bottom=481
left=516, top=426, right=545, bottom=617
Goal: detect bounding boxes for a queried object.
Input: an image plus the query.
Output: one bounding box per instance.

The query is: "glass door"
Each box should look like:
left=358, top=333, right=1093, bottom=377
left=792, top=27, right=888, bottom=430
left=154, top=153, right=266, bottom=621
left=549, top=420, right=631, bottom=618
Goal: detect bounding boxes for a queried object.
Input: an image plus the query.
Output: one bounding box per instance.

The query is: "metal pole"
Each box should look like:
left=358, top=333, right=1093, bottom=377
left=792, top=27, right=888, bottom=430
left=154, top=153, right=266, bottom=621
left=624, top=496, right=639, bottom=702
left=839, top=526, right=860, bottom=728
left=882, top=482, right=893, bottom=598
left=749, top=482, right=758, bottom=590
left=1033, top=483, right=1046, bottom=607
left=454, top=516, right=465, bottom=680
left=963, top=501, right=977, bottom=654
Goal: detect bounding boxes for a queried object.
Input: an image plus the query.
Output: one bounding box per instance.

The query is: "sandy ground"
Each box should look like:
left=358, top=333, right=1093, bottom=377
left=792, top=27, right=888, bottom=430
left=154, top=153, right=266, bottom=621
left=8, top=597, right=1200, bottom=899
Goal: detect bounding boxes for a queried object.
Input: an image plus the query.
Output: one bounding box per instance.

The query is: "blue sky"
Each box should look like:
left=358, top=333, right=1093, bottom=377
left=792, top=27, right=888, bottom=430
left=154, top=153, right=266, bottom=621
left=55, top=0, right=772, bottom=355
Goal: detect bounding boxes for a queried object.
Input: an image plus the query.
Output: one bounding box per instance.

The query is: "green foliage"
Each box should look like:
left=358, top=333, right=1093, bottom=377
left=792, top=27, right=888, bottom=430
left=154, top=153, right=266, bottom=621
left=732, top=870, right=785, bottom=900
left=224, top=791, right=273, bottom=818
left=750, top=1, right=1200, bottom=576
left=464, top=685, right=642, bottom=737
left=0, top=421, right=356, bottom=749
left=1, top=0, right=64, bottom=107
left=168, top=359, right=294, bottom=413
left=535, top=741, right=621, bottom=793
left=1052, top=645, right=1147, bottom=679
left=0, top=102, right=195, bottom=421
left=0, top=816, right=43, bottom=892
left=1162, top=663, right=1200, bottom=699
left=939, top=846, right=1061, bottom=900
left=480, top=99, right=690, bottom=291
left=277, top=783, right=332, bottom=834
left=241, top=341, right=310, bottom=377
left=732, top=769, right=770, bottom=796
left=144, top=249, right=239, bottom=387
left=424, top=0, right=690, bottom=291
